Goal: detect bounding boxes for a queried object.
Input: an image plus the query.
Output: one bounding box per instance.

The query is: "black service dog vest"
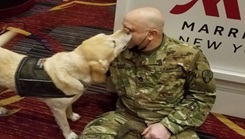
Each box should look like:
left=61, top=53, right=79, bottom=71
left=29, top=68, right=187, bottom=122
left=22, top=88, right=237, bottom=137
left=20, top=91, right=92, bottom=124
left=15, top=57, right=74, bottom=98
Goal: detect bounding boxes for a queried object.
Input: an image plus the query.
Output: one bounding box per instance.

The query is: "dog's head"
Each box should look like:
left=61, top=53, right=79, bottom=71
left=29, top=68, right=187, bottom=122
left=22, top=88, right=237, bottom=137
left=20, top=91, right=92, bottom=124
left=75, top=29, right=131, bottom=83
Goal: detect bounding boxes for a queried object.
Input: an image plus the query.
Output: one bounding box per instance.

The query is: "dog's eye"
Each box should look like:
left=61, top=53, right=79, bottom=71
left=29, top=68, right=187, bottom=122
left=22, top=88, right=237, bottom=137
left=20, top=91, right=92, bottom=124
left=112, top=40, right=116, bottom=48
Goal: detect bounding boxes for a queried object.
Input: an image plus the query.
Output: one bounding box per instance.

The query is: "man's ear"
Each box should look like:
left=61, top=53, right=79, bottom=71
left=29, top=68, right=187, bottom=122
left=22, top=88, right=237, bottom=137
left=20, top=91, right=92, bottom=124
left=148, top=29, right=158, bottom=40
left=88, top=61, right=107, bottom=83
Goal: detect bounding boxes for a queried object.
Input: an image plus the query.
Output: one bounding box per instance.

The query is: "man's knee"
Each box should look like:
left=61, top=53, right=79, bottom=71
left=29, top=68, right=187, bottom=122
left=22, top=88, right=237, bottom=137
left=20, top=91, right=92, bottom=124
left=80, top=111, right=127, bottom=139
left=79, top=134, right=114, bottom=139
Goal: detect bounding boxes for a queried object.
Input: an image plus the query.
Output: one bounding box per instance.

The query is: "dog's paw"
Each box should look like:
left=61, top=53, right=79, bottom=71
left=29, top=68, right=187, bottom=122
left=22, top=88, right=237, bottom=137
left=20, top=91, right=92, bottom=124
left=65, top=132, right=78, bottom=139
left=69, top=112, right=81, bottom=121
left=0, top=107, right=9, bottom=116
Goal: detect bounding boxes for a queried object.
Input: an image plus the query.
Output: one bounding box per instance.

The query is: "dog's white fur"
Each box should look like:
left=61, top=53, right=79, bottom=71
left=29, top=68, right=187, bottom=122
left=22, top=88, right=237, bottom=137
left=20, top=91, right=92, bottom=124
left=0, top=29, right=131, bottom=139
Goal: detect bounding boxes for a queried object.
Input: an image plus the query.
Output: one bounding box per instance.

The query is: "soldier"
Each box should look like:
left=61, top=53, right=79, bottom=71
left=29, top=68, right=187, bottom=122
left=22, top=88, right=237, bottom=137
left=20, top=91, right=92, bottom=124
left=79, top=7, right=216, bottom=139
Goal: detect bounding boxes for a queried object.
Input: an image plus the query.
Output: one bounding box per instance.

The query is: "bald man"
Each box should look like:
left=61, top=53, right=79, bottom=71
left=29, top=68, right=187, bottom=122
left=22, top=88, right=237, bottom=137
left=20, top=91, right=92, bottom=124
left=79, top=7, right=216, bottom=139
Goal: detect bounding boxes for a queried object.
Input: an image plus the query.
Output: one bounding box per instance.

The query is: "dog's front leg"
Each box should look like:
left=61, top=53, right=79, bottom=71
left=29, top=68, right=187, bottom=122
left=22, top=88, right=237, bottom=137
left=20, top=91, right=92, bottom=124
left=66, top=106, right=81, bottom=122
left=50, top=107, right=78, bottom=139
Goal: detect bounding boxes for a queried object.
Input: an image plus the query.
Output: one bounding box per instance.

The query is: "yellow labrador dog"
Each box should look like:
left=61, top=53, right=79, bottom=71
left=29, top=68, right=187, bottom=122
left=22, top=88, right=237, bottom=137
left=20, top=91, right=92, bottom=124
left=0, top=27, right=131, bottom=139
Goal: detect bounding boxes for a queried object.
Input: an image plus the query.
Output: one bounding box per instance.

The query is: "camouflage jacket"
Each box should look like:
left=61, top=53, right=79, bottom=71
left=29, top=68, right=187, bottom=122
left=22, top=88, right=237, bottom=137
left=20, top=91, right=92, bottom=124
left=108, top=34, right=216, bottom=134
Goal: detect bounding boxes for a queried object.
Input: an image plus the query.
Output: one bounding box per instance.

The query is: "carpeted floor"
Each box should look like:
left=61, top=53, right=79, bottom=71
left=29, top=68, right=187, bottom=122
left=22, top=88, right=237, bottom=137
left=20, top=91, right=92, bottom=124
left=0, top=0, right=245, bottom=139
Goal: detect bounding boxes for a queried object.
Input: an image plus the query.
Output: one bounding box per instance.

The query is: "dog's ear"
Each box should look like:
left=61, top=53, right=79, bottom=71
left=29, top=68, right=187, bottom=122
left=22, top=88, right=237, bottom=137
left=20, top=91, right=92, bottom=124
left=88, top=60, right=109, bottom=83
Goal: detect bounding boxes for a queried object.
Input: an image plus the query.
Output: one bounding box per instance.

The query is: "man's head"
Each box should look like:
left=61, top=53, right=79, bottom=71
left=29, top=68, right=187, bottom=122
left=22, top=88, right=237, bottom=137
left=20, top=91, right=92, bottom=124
left=122, top=7, right=165, bottom=52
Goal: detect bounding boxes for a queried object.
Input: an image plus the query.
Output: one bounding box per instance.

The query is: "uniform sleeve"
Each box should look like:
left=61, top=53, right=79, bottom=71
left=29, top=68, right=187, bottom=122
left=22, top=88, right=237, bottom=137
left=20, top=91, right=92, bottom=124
left=160, top=50, right=216, bottom=134
left=106, top=77, right=117, bottom=93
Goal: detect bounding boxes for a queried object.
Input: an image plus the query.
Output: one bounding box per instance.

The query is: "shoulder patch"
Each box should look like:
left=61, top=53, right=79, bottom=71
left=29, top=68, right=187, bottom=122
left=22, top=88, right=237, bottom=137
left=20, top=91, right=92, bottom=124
left=202, top=70, right=213, bottom=83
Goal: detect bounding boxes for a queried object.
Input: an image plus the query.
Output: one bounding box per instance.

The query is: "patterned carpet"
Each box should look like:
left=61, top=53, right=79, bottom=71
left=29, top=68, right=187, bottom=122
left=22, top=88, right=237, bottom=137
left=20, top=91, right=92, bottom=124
left=0, top=0, right=245, bottom=139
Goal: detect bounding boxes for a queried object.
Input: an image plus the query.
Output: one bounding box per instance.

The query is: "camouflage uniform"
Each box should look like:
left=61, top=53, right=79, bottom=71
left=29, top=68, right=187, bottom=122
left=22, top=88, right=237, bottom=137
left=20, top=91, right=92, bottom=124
left=79, top=34, right=216, bottom=139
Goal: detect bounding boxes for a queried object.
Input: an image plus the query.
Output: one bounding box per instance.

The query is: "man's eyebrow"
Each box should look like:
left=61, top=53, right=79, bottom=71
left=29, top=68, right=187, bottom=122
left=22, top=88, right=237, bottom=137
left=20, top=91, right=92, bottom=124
left=124, top=27, right=131, bottom=30
left=124, top=25, right=132, bottom=29
left=122, top=23, right=129, bottom=28
left=122, top=23, right=127, bottom=28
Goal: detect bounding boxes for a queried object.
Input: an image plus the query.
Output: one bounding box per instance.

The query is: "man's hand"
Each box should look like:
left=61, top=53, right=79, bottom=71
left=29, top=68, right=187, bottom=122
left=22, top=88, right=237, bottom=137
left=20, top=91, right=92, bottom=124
left=141, top=123, right=171, bottom=139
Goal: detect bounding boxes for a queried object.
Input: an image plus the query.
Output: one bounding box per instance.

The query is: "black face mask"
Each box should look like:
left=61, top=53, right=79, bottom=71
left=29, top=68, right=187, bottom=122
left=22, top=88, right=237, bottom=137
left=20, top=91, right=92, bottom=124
left=129, top=32, right=151, bottom=52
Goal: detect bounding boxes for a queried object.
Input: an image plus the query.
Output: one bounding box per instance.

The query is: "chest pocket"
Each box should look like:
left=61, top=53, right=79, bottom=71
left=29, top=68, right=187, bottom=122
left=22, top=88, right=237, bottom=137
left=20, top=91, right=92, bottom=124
left=136, top=62, right=187, bottom=100
left=109, top=62, right=135, bottom=96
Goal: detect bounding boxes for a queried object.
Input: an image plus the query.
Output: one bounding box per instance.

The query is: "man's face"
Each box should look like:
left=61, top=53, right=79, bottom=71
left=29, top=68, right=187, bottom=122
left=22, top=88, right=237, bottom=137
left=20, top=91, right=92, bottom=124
left=122, top=18, right=150, bottom=50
